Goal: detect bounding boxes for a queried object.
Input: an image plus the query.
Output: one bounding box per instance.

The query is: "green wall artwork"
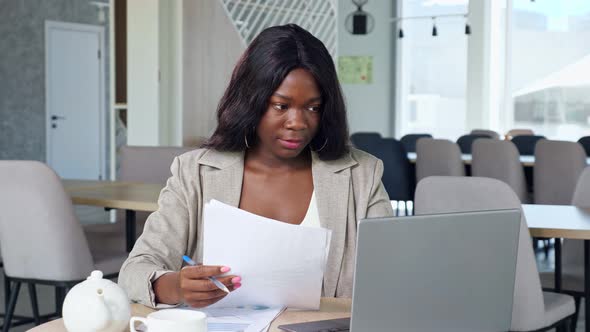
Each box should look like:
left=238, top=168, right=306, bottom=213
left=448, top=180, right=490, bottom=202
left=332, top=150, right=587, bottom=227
left=338, top=56, right=373, bottom=84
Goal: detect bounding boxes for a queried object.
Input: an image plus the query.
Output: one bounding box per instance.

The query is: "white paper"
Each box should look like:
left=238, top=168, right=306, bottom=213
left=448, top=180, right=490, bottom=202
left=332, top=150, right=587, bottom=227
left=187, top=305, right=285, bottom=332
left=203, top=200, right=332, bottom=310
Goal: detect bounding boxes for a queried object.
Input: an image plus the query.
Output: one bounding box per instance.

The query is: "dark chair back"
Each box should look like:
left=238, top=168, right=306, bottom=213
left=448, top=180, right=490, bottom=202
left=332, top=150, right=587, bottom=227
left=400, top=133, right=432, bottom=153
left=578, top=136, right=590, bottom=156
left=350, top=132, right=382, bottom=152
left=374, top=138, right=414, bottom=201
left=456, top=134, right=491, bottom=154
left=511, top=135, right=546, bottom=156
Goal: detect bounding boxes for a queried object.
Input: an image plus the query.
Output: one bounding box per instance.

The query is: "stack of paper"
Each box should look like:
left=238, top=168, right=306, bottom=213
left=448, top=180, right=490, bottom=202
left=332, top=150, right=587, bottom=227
left=203, top=199, right=332, bottom=310
left=197, top=305, right=285, bottom=332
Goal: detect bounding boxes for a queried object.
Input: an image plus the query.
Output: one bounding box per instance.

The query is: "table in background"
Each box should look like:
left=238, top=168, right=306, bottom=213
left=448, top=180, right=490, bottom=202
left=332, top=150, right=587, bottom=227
left=407, top=152, right=590, bottom=167
left=524, top=204, right=590, bottom=332
left=63, top=179, right=161, bottom=252
left=28, top=298, right=352, bottom=332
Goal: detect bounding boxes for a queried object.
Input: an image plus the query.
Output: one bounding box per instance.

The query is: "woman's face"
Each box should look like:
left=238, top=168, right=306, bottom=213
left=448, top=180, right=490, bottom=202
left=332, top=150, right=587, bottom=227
left=255, top=68, right=322, bottom=160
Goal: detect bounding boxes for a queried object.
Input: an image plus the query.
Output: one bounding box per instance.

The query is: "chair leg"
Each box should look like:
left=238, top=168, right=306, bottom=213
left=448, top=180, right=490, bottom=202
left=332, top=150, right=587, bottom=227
left=572, top=296, right=581, bottom=332
left=3, top=281, right=21, bottom=332
left=28, top=283, right=41, bottom=325
left=55, top=286, right=66, bottom=317
left=3, top=272, right=9, bottom=310
left=557, top=317, right=573, bottom=332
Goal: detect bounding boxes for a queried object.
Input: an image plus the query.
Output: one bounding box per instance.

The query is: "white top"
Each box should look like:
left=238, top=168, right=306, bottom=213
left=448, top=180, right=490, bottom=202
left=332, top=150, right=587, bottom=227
left=300, top=190, right=320, bottom=228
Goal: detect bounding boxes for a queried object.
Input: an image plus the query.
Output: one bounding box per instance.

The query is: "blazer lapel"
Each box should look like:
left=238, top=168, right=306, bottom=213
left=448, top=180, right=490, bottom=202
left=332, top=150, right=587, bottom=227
left=199, top=150, right=244, bottom=208
left=312, top=151, right=357, bottom=296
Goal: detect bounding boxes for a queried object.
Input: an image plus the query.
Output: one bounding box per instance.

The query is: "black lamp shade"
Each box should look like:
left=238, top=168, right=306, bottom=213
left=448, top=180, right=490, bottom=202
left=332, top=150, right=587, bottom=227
left=353, top=13, right=367, bottom=34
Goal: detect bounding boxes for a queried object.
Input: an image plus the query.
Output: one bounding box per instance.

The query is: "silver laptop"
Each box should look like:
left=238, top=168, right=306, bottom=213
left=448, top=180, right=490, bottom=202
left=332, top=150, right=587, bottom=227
left=279, top=209, right=521, bottom=332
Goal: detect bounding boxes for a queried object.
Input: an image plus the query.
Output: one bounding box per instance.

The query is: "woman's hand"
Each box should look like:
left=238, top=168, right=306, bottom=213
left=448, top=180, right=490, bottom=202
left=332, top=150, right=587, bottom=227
left=179, top=265, right=241, bottom=308
left=153, top=265, right=241, bottom=308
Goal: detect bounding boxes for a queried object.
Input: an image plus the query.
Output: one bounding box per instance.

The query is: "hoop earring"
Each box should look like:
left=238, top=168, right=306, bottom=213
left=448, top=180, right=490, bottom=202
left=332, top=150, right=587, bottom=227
left=244, top=135, right=250, bottom=149
left=314, top=138, right=328, bottom=152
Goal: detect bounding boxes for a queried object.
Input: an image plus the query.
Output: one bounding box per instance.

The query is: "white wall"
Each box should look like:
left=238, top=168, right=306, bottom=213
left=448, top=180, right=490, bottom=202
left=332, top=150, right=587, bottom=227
left=338, top=0, right=394, bottom=137
left=182, top=0, right=245, bottom=144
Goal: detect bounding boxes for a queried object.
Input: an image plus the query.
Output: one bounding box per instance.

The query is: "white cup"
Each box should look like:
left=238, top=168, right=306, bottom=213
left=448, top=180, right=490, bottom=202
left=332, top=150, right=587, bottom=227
left=129, top=308, right=207, bottom=332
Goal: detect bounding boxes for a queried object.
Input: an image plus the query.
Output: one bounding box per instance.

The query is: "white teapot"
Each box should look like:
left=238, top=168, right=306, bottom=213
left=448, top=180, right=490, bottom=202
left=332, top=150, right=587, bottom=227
left=62, top=270, right=131, bottom=332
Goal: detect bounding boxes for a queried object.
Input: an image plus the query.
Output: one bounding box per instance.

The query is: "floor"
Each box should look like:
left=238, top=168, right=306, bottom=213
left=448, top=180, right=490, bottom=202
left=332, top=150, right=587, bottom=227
left=0, top=220, right=584, bottom=331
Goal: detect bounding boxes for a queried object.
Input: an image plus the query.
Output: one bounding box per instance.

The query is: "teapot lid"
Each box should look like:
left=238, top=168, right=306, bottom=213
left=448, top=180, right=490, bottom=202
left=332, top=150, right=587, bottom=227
left=87, top=270, right=103, bottom=281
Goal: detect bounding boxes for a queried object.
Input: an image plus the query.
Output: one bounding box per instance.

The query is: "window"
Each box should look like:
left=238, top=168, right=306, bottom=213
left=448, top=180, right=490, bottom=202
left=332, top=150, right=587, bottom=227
left=510, top=0, right=590, bottom=140
left=396, top=0, right=469, bottom=141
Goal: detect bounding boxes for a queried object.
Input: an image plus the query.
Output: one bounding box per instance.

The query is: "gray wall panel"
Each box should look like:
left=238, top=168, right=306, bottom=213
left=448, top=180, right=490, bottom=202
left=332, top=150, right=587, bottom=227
left=0, top=0, right=109, bottom=169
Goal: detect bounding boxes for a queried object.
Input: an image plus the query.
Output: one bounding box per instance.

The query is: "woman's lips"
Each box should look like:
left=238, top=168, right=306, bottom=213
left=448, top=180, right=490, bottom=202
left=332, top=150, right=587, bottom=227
left=279, top=139, right=303, bottom=150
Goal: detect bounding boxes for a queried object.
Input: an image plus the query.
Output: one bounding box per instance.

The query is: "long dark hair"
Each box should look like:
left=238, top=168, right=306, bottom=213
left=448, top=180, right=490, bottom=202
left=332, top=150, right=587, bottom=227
left=203, top=24, right=349, bottom=160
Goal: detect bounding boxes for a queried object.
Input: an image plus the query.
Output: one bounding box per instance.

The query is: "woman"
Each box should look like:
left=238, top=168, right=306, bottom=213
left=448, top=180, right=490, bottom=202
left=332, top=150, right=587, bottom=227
left=119, top=24, right=393, bottom=308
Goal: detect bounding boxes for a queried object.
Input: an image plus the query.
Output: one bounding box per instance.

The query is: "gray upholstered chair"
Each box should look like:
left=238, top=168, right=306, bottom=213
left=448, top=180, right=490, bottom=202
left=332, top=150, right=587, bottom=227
left=472, top=139, right=528, bottom=203
left=572, top=166, right=590, bottom=206
left=0, top=161, right=127, bottom=330
left=534, top=140, right=587, bottom=205
left=507, top=128, right=535, bottom=139
left=117, top=146, right=195, bottom=183
left=414, top=176, right=575, bottom=331
left=471, top=129, right=500, bottom=139
left=540, top=167, right=590, bottom=327
left=182, top=136, right=207, bottom=148
left=84, top=145, right=194, bottom=253
left=416, top=138, right=465, bottom=182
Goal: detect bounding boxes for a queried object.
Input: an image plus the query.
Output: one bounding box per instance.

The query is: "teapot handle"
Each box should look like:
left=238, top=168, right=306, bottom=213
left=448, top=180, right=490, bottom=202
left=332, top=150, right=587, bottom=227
left=130, top=317, right=148, bottom=332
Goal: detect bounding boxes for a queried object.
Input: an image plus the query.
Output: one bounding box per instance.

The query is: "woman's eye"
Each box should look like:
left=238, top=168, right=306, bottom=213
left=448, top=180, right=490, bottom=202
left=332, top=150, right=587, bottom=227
left=273, top=103, right=288, bottom=111
left=307, top=105, right=321, bottom=113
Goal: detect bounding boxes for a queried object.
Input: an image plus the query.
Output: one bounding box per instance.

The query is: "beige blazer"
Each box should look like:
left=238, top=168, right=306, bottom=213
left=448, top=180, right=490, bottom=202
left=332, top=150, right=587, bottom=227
left=119, top=147, right=393, bottom=307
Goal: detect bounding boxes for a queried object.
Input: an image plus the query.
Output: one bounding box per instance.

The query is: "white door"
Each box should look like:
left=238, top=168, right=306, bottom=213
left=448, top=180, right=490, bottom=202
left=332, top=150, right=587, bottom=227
left=45, top=21, right=105, bottom=180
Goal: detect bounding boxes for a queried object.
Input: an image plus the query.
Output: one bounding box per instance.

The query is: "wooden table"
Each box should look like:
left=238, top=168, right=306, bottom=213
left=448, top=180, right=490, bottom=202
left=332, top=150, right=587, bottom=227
left=524, top=204, right=590, bottom=332
left=63, top=180, right=161, bottom=251
left=28, top=298, right=351, bottom=332
left=407, top=152, right=590, bottom=167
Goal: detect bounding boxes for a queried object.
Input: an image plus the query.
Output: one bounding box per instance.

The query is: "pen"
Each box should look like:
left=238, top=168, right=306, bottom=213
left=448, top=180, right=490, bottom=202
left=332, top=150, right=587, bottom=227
left=182, top=255, right=231, bottom=294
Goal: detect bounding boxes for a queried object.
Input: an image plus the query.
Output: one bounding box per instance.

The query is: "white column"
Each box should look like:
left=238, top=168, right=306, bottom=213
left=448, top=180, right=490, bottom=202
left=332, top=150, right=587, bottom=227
left=170, top=0, right=184, bottom=146
left=466, top=0, right=492, bottom=131
left=501, top=0, right=514, bottom=132
left=127, top=0, right=160, bottom=146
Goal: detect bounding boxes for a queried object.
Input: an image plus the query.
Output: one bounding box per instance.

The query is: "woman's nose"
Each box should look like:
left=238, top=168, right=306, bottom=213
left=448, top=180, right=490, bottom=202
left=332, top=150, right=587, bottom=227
left=285, top=108, right=307, bottom=130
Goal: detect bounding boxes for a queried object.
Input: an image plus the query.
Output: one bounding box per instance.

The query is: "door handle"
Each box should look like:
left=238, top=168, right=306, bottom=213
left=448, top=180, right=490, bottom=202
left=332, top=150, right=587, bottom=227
left=51, top=115, right=66, bottom=121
